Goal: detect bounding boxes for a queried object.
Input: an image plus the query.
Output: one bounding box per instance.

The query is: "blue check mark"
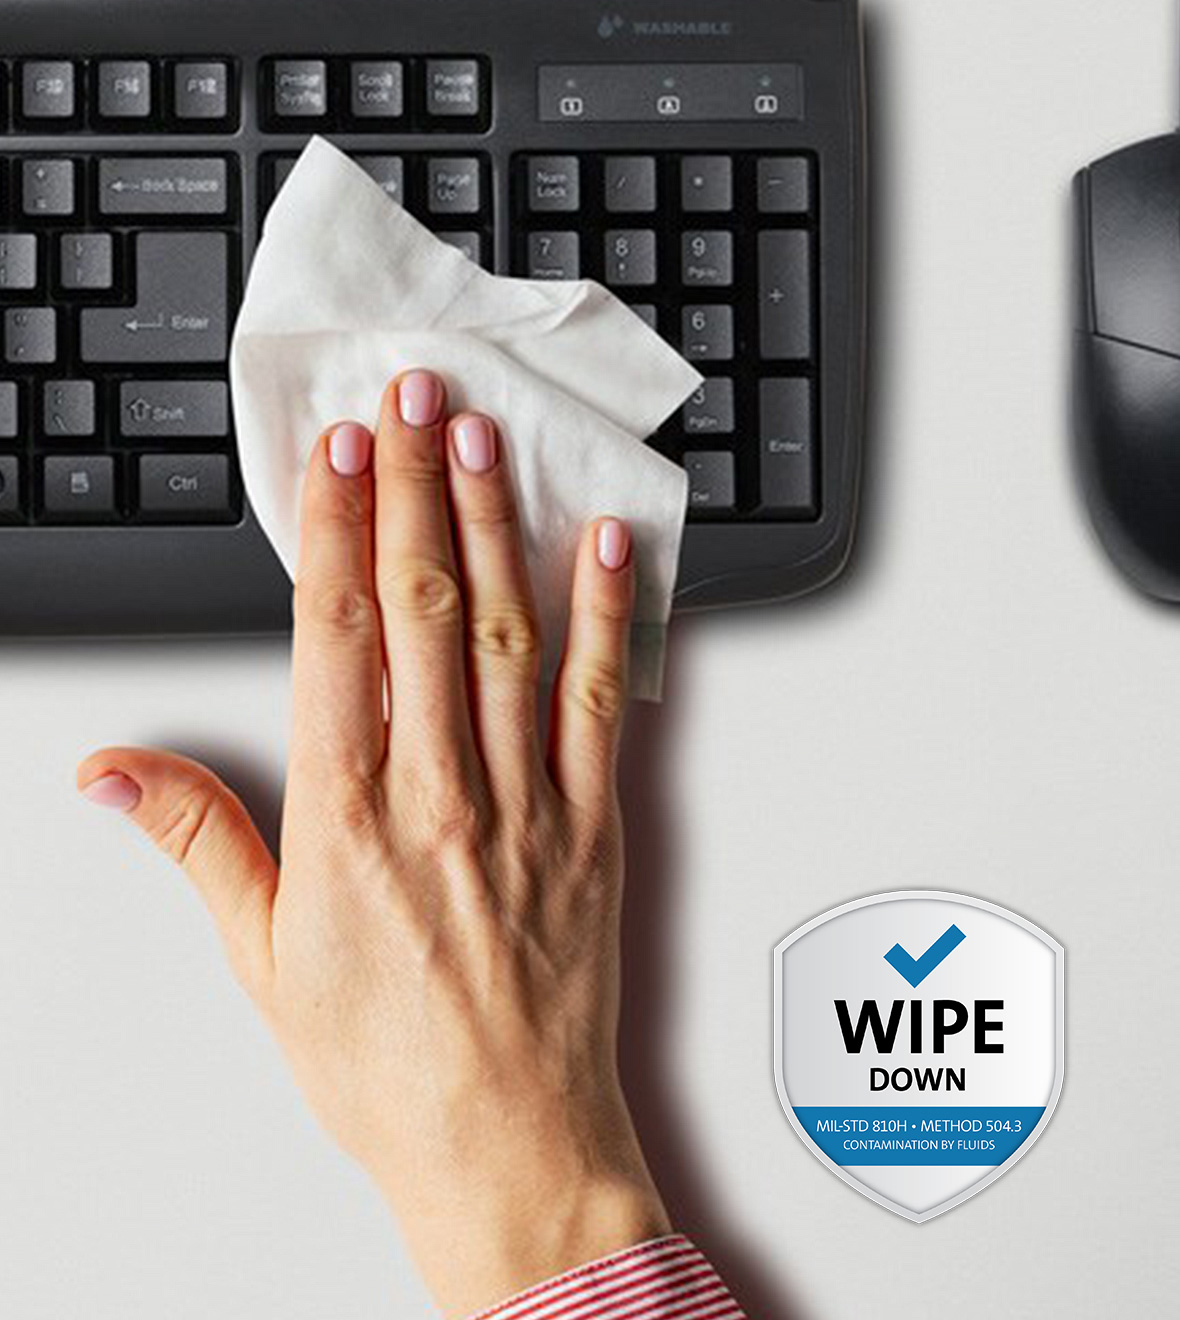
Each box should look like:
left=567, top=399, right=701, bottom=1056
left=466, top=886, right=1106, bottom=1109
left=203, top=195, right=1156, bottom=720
left=884, top=924, right=966, bottom=987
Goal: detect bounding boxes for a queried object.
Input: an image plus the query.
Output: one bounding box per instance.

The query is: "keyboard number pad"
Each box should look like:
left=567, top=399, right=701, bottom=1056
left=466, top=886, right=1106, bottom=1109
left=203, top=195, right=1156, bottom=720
left=512, top=152, right=818, bottom=521
left=0, top=150, right=241, bottom=526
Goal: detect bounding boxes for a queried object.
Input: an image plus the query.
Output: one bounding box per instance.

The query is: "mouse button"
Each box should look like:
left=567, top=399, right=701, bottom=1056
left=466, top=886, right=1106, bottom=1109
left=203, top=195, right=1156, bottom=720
left=1089, top=135, right=1180, bottom=357
left=1073, top=169, right=1097, bottom=333
left=1077, top=334, right=1180, bottom=598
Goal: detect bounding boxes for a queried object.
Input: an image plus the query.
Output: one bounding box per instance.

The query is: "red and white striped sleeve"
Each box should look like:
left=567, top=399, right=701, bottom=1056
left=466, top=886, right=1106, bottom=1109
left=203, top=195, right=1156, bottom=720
left=467, top=1236, right=747, bottom=1320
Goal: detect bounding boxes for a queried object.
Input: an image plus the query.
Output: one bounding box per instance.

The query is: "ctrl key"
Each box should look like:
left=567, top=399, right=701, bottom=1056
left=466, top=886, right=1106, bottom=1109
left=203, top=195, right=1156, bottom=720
left=138, top=454, right=232, bottom=521
left=43, top=456, right=116, bottom=521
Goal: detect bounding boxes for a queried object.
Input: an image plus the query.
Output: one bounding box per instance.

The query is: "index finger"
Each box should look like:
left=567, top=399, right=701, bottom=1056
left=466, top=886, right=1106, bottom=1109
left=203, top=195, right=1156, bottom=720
left=290, top=422, right=387, bottom=784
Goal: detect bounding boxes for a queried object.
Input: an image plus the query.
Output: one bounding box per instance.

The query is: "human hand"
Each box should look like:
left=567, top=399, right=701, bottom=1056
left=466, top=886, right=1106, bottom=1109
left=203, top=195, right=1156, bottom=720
left=78, top=370, right=669, bottom=1318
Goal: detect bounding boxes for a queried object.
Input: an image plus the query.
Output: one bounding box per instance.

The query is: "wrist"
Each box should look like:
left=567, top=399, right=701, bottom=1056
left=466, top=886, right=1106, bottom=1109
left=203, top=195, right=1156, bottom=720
left=394, top=1168, right=670, bottom=1320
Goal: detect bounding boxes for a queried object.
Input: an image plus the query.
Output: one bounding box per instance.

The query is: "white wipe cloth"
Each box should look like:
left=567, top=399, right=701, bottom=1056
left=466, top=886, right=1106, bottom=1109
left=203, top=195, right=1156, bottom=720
left=231, top=136, right=702, bottom=700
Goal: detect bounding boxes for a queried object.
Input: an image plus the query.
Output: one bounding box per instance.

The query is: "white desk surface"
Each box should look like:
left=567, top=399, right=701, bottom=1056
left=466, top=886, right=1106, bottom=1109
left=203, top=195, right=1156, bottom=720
left=3, top=2, right=1179, bottom=1315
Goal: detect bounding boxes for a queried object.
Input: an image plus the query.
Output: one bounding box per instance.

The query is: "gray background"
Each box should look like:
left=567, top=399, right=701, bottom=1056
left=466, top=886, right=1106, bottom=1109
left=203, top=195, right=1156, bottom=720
left=2, top=0, right=1179, bottom=1315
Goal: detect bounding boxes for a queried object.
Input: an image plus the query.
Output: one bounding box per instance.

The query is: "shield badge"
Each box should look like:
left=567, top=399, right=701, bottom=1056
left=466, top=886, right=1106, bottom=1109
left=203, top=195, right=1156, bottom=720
left=773, top=891, right=1064, bottom=1223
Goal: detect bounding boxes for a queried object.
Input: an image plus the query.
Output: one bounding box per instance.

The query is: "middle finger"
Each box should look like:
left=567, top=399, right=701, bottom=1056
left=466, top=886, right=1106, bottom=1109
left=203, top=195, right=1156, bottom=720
left=374, top=370, right=478, bottom=784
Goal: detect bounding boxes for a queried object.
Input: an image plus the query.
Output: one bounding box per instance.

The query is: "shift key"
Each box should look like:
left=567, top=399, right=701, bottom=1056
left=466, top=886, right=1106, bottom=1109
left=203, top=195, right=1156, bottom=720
left=100, top=157, right=228, bottom=215
left=120, top=381, right=229, bottom=439
left=82, top=232, right=228, bottom=364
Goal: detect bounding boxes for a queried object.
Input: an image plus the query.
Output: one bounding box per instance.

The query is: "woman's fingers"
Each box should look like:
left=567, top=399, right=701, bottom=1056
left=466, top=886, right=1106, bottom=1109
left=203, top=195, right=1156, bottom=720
left=77, top=749, right=278, bottom=999
left=549, top=518, right=635, bottom=816
left=446, top=413, right=546, bottom=803
left=374, top=372, right=480, bottom=791
left=291, top=423, right=386, bottom=783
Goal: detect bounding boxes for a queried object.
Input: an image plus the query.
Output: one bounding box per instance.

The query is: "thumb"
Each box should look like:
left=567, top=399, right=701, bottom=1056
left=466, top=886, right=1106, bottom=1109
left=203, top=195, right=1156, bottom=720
left=78, top=748, right=278, bottom=996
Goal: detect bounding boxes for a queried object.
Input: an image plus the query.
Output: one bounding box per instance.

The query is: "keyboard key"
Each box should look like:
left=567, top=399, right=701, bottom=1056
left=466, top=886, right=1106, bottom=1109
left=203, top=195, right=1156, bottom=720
left=96, top=61, right=153, bottom=119
left=99, top=158, right=228, bottom=216
left=759, top=230, right=812, bottom=359
left=5, top=308, right=57, bottom=364
left=605, top=157, right=657, bottom=212
left=758, top=157, right=812, bottom=214
left=174, top=62, right=230, bottom=121
left=685, top=451, right=735, bottom=511
left=428, top=158, right=482, bottom=214
left=684, top=378, right=735, bottom=435
left=605, top=230, right=657, bottom=286
left=682, top=305, right=734, bottom=361
left=528, top=232, right=580, bottom=280
left=21, top=61, right=76, bottom=120
left=81, top=231, right=228, bottom=364
left=682, top=231, right=733, bottom=286
left=438, top=232, right=483, bottom=265
left=760, top=378, right=816, bottom=514
left=43, top=455, right=115, bottom=520
left=425, top=59, right=482, bottom=118
left=682, top=157, right=733, bottom=212
left=120, top=381, right=229, bottom=439
left=138, top=453, right=231, bottom=519
left=355, top=156, right=405, bottom=205
left=631, top=305, right=659, bottom=331
left=350, top=61, right=404, bottom=119
left=0, top=382, right=18, bottom=438
left=272, top=60, right=328, bottom=118
left=0, top=235, right=38, bottom=291
left=527, top=157, right=581, bottom=212
left=0, top=455, right=20, bottom=518
left=22, top=159, right=76, bottom=218
left=43, top=380, right=96, bottom=438
left=270, top=157, right=298, bottom=198
left=59, top=233, right=114, bottom=291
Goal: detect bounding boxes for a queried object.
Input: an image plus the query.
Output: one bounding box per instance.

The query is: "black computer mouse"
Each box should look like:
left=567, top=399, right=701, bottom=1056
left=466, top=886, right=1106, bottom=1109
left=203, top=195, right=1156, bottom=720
left=1075, top=134, right=1180, bottom=600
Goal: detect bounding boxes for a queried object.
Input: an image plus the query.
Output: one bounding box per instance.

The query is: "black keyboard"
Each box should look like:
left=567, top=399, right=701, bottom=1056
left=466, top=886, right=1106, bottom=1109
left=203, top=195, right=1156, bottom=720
left=0, top=0, right=865, bottom=633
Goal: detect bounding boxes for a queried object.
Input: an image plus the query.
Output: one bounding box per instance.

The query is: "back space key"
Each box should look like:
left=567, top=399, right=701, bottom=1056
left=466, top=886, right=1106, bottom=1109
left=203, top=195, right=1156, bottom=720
left=81, top=232, right=229, bottom=365
left=99, top=157, right=228, bottom=216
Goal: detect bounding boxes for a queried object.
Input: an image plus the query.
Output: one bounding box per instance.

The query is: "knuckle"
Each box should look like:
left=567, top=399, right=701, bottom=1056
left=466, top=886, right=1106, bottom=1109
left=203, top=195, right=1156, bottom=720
left=150, top=786, right=217, bottom=867
left=425, top=793, right=487, bottom=852
left=324, top=776, right=386, bottom=840
left=388, top=455, right=445, bottom=487
left=294, top=581, right=381, bottom=640
left=472, top=605, right=540, bottom=665
left=380, top=423, right=446, bottom=483
left=385, top=561, right=463, bottom=623
left=399, top=763, right=489, bottom=849
left=463, top=488, right=518, bottom=533
left=588, top=592, right=634, bottom=627
left=308, top=476, right=370, bottom=530
left=565, top=659, right=627, bottom=722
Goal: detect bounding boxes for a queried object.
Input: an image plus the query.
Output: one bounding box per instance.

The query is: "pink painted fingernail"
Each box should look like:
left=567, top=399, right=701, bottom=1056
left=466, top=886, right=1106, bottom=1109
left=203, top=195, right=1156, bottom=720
left=452, top=415, right=497, bottom=474
left=596, top=518, right=631, bottom=571
left=328, top=423, right=373, bottom=477
left=82, top=772, right=142, bottom=813
left=399, top=371, right=444, bottom=427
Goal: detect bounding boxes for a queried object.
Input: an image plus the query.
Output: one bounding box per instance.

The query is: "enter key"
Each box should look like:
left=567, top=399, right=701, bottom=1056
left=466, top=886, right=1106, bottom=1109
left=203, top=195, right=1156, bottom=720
left=81, top=232, right=229, bottom=365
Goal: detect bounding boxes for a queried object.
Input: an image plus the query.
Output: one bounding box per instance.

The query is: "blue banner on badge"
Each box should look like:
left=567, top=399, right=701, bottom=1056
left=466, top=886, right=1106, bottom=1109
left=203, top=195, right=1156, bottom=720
left=774, top=893, right=1064, bottom=1222
left=793, top=1107, right=1046, bottom=1165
